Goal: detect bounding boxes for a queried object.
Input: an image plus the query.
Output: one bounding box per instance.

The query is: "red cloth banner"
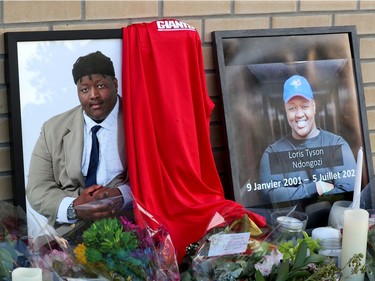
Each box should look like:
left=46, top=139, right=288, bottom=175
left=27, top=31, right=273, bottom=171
left=122, top=19, right=266, bottom=263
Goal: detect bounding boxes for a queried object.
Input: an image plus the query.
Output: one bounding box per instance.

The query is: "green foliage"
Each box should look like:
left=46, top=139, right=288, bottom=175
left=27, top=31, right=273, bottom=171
left=278, top=231, right=320, bottom=260
left=85, top=247, right=103, bottom=263
left=183, top=229, right=368, bottom=281
left=117, top=257, right=148, bottom=280
left=83, top=218, right=139, bottom=254
left=270, top=240, right=326, bottom=281
left=0, top=247, right=15, bottom=278
left=82, top=217, right=150, bottom=280
left=0, top=232, right=19, bottom=279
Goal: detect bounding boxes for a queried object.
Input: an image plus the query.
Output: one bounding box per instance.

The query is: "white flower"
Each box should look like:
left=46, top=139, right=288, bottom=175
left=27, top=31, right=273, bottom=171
left=254, top=249, right=283, bottom=277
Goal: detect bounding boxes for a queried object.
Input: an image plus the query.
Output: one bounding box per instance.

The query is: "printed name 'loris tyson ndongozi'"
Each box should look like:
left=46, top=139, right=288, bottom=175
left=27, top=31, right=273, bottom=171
left=157, top=20, right=195, bottom=31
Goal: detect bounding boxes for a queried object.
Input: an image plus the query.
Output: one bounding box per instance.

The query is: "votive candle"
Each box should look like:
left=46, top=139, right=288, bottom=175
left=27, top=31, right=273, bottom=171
left=276, top=216, right=303, bottom=230
left=340, top=208, right=369, bottom=281
left=311, top=227, right=341, bottom=241
left=12, top=267, right=42, bottom=281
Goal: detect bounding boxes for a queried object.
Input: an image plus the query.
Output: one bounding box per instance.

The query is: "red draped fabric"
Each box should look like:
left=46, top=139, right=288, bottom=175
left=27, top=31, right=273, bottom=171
left=122, top=19, right=266, bottom=263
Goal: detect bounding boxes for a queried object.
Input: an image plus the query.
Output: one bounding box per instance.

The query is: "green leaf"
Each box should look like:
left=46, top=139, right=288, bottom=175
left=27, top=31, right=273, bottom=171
left=292, top=240, right=308, bottom=270
left=255, top=270, right=266, bottom=281
left=85, top=247, right=104, bottom=263
left=0, top=264, right=10, bottom=278
left=116, top=258, right=148, bottom=280
left=303, top=253, right=327, bottom=266
left=0, top=248, right=14, bottom=278
left=0, top=248, right=14, bottom=263
left=275, top=260, right=290, bottom=281
left=288, top=269, right=311, bottom=279
left=278, top=241, right=295, bottom=260
left=301, top=232, right=321, bottom=253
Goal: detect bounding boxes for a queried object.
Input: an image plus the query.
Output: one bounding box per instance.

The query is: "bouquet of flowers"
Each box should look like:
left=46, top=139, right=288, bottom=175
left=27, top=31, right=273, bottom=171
left=0, top=199, right=104, bottom=280
left=0, top=201, right=29, bottom=280
left=72, top=215, right=178, bottom=280
left=67, top=196, right=180, bottom=280
left=28, top=224, right=94, bottom=280
left=0, top=192, right=179, bottom=280
left=180, top=207, right=366, bottom=281
left=0, top=201, right=81, bottom=280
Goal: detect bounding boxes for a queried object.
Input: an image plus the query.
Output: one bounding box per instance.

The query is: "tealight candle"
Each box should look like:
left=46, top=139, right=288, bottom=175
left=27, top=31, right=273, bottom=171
left=311, top=227, right=341, bottom=241
left=276, top=216, right=303, bottom=230
left=340, top=208, right=369, bottom=281
left=12, top=267, right=42, bottom=281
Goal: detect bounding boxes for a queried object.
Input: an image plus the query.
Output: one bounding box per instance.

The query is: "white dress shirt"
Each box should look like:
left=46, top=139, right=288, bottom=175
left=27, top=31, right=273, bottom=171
left=57, top=97, right=132, bottom=223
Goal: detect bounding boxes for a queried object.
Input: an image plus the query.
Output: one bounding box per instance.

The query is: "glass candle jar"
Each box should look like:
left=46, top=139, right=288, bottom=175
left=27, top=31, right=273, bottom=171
left=318, top=238, right=342, bottom=267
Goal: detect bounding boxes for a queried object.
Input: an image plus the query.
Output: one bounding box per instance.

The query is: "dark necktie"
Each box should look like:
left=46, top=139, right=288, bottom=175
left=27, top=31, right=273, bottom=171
left=85, top=125, right=101, bottom=187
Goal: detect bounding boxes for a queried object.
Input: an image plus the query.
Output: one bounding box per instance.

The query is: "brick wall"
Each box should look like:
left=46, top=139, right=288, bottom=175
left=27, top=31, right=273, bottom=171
left=0, top=0, right=374, bottom=203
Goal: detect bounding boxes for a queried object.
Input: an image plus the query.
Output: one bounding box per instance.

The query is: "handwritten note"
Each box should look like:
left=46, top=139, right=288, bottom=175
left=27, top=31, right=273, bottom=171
left=208, top=232, right=250, bottom=257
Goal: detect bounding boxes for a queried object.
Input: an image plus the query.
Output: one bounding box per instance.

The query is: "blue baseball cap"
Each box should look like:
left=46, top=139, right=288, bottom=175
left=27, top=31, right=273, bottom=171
left=283, top=75, right=314, bottom=103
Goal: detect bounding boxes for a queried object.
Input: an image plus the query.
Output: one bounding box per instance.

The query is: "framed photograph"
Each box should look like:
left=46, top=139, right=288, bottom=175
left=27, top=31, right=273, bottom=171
left=212, top=26, right=373, bottom=210
left=5, top=29, right=122, bottom=233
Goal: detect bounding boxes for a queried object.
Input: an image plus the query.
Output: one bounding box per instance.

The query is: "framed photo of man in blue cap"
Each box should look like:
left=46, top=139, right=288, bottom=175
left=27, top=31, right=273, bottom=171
left=212, top=26, right=372, bottom=214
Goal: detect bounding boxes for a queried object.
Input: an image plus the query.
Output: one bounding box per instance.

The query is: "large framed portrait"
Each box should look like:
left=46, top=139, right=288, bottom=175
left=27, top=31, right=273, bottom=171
left=5, top=29, right=122, bottom=234
left=212, top=26, right=373, bottom=210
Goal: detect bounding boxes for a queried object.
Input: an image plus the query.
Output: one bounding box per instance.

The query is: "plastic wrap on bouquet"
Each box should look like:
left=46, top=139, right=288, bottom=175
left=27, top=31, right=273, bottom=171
left=0, top=201, right=29, bottom=280
left=133, top=202, right=180, bottom=281
left=181, top=208, right=268, bottom=280
left=181, top=206, right=343, bottom=280
left=27, top=223, right=95, bottom=280
left=67, top=194, right=180, bottom=281
left=0, top=201, right=78, bottom=280
left=1, top=195, right=179, bottom=281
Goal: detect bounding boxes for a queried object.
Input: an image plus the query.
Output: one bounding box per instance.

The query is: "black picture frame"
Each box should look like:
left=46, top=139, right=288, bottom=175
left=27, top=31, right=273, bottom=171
left=4, top=29, right=122, bottom=220
left=212, top=26, right=373, bottom=210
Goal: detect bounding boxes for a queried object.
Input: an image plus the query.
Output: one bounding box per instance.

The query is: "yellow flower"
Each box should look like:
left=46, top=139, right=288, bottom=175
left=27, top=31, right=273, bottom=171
left=74, top=243, right=87, bottom=265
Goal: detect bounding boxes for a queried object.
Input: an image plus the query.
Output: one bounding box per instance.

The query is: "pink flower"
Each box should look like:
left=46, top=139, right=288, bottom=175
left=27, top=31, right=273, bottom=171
left=119, top=216, right=138, bottom=232
left=254, top=249, right=283, bottom=277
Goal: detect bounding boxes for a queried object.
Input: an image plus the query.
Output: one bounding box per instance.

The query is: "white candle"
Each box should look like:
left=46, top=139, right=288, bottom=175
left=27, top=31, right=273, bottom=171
left=352, top=147, right=363, bottom=209
left=276, top=216, right=303, bottom=230
left=311, top=227, right=341, bottom=241
left=12, top=267, right=42, bottom=281
left=340, top=209, right=368, bottom=281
